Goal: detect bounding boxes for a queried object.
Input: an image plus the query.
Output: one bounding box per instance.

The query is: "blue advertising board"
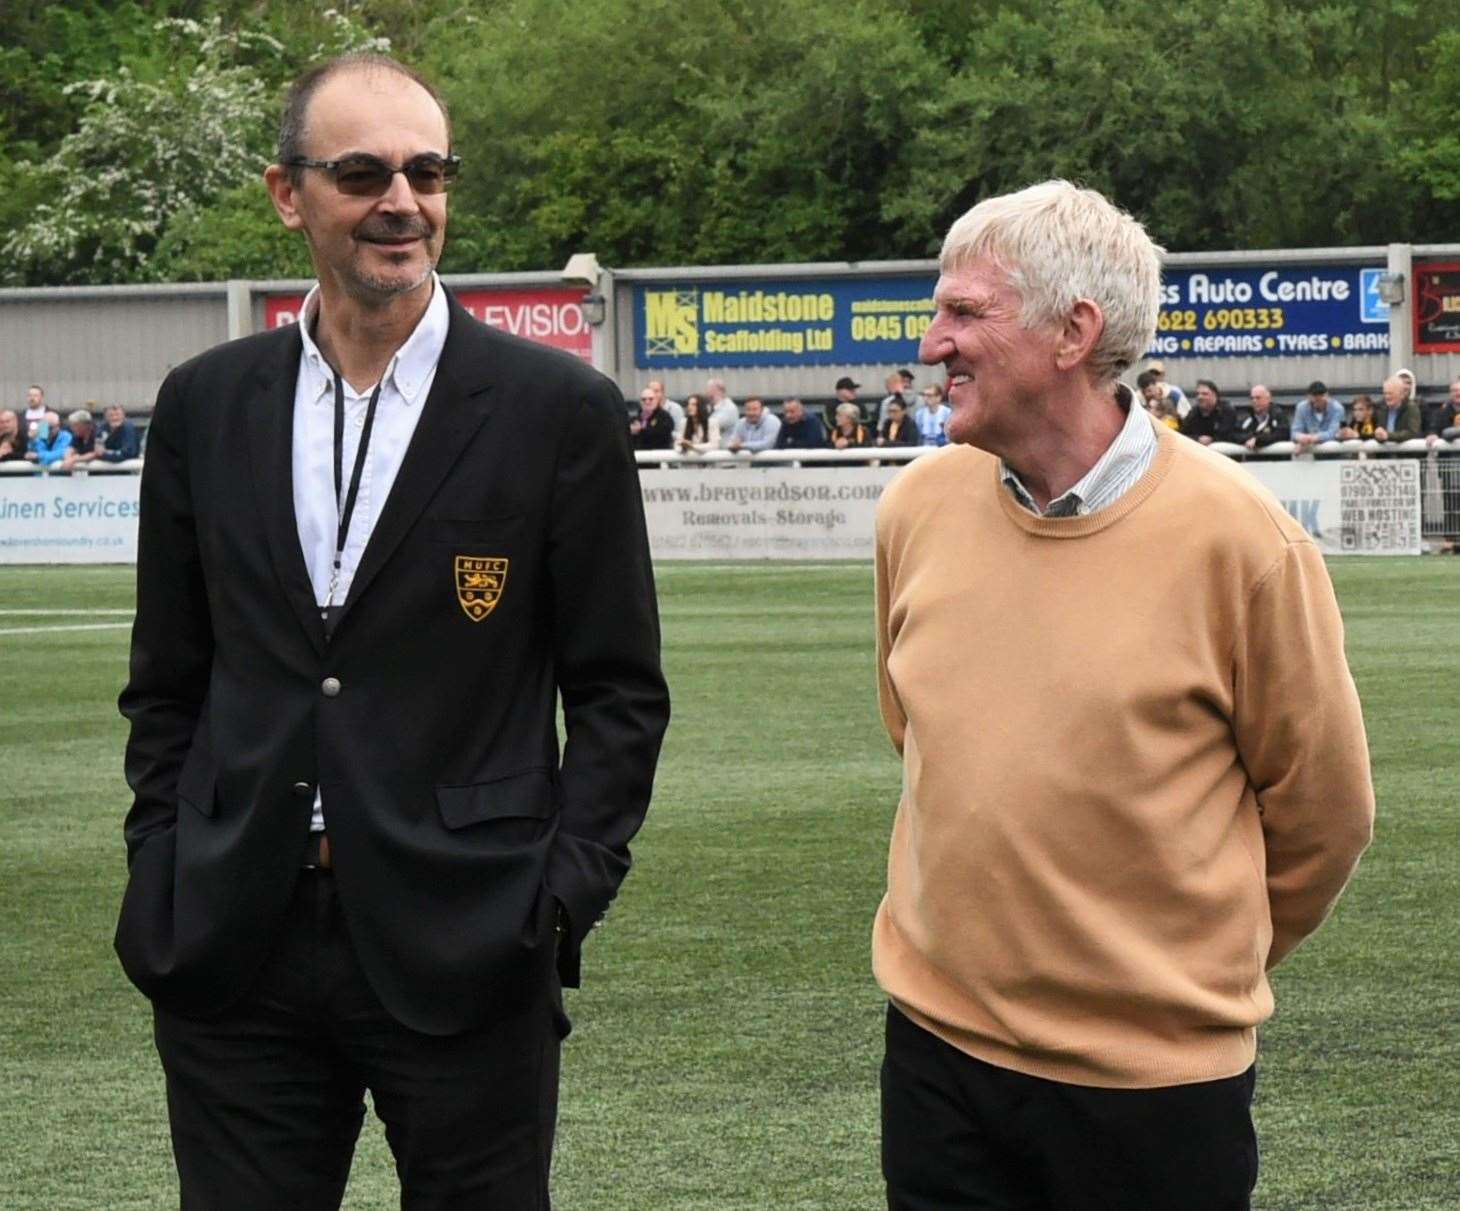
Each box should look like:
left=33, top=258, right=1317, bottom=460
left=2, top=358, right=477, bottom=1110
left=632, top=263, right=1391, bottom=369
left=633, top=276, right=935, bottom=369
left=1148, top=265, right=1388, bottom=358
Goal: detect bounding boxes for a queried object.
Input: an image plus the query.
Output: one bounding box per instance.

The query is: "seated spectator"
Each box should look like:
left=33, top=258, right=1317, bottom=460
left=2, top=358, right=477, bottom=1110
left=1143, top=392, right=1180, bottom=430
left=1136, top=368, right=1189, bottom=421
left=0, top=409, right=28, bottom=461
left=1339, top=395, right=1379, bottom=441
left=1237, top=385, right=1289, bottom=449
left=775, top=397, right=826, bottom=449
left=61, top=408, right=103, bottom=469
left=726, top=396, right=781, bottom=453
left=645, top=380, right=685, bottom=439
left=1145, top=360, right=1189, bottom=416
left=1178, top=380, right=1235, bottom=445
left=629, top=386, right=674, bottom=450
left=830, top=402, right=871, bottom=449
left=1375, top=374, right=1422, bottom=443
left=676, top=394, right=721, bottom=454
left=876, top=371, right=915, bottom=427
left=96, top=403, right=142, bottom=462
left=877, top=399, right=918, bottom=447
left=914, top=383, right=952, bottom=446
left=705, top=378, right=738, bottom=443
left=1292, top=380, right=1343, bottom=449
left=25, top=411, right=73, bottom=467
left=1426, top=378, right=1460, bottom=446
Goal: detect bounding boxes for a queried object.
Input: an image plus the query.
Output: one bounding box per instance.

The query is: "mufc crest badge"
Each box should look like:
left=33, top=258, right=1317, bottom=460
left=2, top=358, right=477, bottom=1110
left=454, top=556, right=508, bottom=622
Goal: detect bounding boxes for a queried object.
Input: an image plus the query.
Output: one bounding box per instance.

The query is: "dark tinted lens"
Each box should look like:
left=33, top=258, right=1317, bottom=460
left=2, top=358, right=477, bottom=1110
left=404, top=156, right=455, bottom=194
left=333, top=156, right=394, bottom=196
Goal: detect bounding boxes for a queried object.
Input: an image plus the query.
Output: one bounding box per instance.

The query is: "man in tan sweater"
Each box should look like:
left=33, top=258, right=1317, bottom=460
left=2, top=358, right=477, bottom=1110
left=873, top=181, right=1374, bottom=1211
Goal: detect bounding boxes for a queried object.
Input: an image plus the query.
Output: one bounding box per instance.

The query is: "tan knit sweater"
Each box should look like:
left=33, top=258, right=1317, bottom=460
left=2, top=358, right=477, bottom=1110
left=873, top=424, right=1374, bottom=1088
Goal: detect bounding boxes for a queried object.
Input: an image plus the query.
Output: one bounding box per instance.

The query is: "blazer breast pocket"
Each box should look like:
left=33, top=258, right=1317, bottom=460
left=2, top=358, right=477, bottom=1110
left=427, top=515, right=524, bottom=545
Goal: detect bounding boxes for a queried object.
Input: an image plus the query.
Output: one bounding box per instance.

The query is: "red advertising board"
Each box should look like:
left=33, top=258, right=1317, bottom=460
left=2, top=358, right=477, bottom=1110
left=264, top=286, right=593, bottom=361
left=1414, top=260, right=1460, bottom=354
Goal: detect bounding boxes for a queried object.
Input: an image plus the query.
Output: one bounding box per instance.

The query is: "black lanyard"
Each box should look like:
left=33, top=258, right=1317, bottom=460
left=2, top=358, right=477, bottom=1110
left=325, top=372, right=383, bottom=618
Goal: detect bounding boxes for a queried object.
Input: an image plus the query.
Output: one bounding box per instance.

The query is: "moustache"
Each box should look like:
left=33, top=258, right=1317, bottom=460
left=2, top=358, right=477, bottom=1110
left=355, top=216, right=434, bottom=242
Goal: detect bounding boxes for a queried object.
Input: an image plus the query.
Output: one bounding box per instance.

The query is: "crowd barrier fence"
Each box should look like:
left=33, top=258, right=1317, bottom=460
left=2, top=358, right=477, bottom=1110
left=2, top=447, right=1455, bottom=563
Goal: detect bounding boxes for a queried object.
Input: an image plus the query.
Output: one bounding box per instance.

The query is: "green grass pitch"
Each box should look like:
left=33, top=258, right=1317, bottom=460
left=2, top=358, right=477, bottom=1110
left=0, top=558, right=1455, bottom=1208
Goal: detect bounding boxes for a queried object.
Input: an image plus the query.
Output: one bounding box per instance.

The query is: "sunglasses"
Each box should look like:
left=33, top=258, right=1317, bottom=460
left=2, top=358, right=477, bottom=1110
left=288, top=153, right=462, bottom=197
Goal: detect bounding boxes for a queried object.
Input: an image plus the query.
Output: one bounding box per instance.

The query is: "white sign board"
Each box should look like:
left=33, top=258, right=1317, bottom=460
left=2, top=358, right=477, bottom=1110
left=0, top=457, right=1426, bottom=565
left=1242, top=459, right=1422, bottom=555
left=0, top=474, right=141, bottom=563
left=638, top=466, right=896, bottom=559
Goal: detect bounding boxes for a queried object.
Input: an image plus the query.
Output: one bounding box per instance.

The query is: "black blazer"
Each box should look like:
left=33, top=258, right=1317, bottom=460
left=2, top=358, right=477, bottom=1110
left=115, top=297, right=670, bottom=1035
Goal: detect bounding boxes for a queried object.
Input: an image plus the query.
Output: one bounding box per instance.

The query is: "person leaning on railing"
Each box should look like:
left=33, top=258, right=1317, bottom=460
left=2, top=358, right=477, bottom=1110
left=96, top=403, right=142, bottom=462
left=1375, top=375, right=1422, bottom=443
left=877, top=398, right=918, bottom=447
left=1425, top=378, right=1460, bottom=447
left=830, top=402, right=872, bottom=449
left=1338, top=395, right=1378, bottom=442
left=0, top=410, right=28, bottom=461
left=675, top=393, right=722, bottom=454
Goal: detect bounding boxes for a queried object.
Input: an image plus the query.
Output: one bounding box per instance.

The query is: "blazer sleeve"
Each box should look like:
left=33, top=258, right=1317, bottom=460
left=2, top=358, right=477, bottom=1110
left=545, top=375, right=670, bottom=984
left=117, top=367, right=215, bottom=864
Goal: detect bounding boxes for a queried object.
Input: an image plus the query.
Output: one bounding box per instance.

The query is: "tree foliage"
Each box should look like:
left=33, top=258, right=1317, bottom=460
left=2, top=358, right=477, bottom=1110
left=3, top=0, right=1460, bottom=285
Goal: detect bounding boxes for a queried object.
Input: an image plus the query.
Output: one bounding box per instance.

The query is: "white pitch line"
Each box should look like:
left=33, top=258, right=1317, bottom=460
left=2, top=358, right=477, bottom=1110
left=0, top=608, right=134, bottom=616
left=0, top=622, right=132, bottom=637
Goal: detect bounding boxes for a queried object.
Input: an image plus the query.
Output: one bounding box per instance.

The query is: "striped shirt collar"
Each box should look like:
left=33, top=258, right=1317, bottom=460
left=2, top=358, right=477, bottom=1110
left=1001, top=383, right=1156, bottom=517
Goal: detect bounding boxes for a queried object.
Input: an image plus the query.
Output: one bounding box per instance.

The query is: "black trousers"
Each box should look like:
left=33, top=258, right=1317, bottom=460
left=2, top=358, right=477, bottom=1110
left=881, top=1005, right=1258, bottom=1211
left=153, top=870, right=567, bottom=1211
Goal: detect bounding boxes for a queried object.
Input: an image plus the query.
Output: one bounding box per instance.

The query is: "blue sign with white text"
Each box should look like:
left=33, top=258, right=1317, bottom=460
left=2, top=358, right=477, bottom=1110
left=1148, top=265, right=1388, bottom=358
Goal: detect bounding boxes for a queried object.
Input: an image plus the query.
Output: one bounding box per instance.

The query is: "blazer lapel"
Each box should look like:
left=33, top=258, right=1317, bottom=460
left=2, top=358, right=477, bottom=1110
left=337, top=303, right=497, bottom=622
left=246, top=326, right=328, bottom=657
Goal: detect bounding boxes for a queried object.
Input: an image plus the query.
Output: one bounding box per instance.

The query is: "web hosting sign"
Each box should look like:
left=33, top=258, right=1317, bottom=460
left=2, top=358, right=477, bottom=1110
left=1147, top=265, right=1388, bottom=358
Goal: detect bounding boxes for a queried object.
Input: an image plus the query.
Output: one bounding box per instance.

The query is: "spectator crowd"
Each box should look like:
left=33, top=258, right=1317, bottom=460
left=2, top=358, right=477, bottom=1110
left=1, top=385, right=141, bottom=466
left=623, top=362, right=1460, bottom=458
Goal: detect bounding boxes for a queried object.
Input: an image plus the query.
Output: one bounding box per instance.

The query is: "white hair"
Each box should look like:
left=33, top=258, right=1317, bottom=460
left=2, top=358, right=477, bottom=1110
left=834, top=401, right=860, bottom=422
left=939, top=179, right=1162, bottom=385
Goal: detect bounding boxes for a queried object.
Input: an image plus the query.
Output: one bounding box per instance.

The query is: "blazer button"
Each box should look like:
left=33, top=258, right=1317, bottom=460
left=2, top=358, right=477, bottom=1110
left=292, top=781, right=312, bottom=797
left=321, top=677, right=341, bottom=697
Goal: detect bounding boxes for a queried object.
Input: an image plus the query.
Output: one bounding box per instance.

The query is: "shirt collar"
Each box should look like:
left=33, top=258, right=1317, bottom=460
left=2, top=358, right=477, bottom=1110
left=1001, top=382, right=1154, bottom=517
left=297, top=273, right=450, bottom=406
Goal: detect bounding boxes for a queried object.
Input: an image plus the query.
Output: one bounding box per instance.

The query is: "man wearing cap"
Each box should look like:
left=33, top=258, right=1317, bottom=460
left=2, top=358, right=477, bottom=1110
left=1291, top=380, right=1344, bottom=450
left=874, top=179, right=1372, bottom=1210
left=114, top=51, right=668, bottom=1208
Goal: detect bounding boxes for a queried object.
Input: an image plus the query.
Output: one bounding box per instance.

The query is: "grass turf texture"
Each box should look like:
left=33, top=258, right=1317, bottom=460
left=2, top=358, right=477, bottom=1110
left=0, top=558, right=1454, bottom=1209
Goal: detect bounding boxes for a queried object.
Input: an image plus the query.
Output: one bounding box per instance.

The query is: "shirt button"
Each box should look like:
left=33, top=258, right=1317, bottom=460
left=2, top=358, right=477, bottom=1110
left=321, top=677, right=341, bottom=697
left=292, top=781, right=312, bottom=797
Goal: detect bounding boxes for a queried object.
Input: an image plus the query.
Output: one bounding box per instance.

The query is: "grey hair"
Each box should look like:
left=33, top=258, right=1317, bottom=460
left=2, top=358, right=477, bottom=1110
left=939, top=180, right=1163, bottom=386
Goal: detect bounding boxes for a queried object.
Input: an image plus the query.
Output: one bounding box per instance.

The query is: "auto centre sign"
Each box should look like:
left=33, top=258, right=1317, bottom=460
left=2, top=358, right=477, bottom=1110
left=1147, top=265, right=1390, bottom=358
left=264, top=287, right=593, bottom=361
left=633, top=263, right=1392, bottom=368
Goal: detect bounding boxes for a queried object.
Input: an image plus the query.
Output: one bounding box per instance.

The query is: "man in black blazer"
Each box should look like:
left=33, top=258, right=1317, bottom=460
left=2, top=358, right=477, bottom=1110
left=115, top=52, right=669, bottom=1209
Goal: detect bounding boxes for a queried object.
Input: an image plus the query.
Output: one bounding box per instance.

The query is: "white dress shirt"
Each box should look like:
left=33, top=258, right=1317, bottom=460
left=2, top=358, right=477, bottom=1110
left=292, top=275, right=449, bottom=829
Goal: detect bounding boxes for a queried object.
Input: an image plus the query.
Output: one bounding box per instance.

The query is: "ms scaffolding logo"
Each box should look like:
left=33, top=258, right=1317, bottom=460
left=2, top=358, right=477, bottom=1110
left=644, top=289, right=700, bottom=356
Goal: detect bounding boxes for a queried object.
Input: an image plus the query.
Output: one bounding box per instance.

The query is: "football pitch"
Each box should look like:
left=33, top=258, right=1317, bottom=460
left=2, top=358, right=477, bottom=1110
left=0, top=558, right=1455, bottom=1209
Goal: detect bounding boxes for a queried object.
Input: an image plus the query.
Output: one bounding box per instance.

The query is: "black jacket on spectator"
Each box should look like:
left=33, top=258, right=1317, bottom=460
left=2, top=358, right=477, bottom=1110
left=0, top=427, right=27, bottom=462
left=99, top=418, right=142, bottom=462
left=1236, top=411, right=1289, bottom=448
left=878, top=417, right=918, bottom=447
left=632, top=407, right=675, bottom=450
left=1180, top=403, right=1237, bottom=444
left=776, top=414, right=826, bottom=449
